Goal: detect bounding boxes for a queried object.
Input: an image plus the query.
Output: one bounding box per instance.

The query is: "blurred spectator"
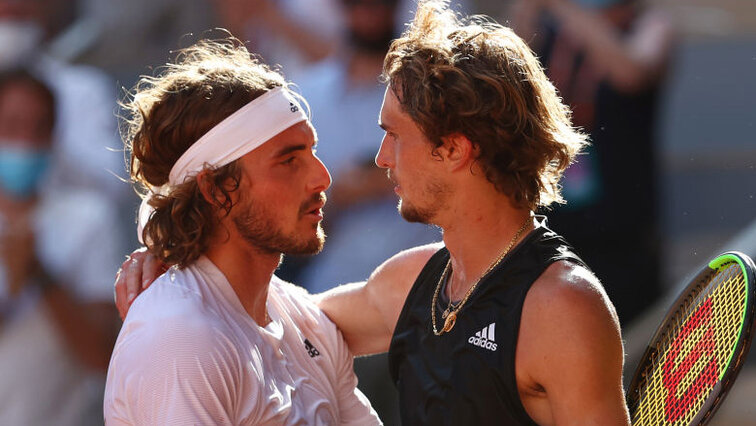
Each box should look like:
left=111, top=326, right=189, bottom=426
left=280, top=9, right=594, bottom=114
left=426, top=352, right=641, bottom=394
left=62, top=0, right=217, bottom=86
left=210, top=0, right=452, bottom=81
left=213, top=0, right=345, bottom=75
left=0, top=0, right=127, bottom=203
left=0, top=69, right=121, bottom=425
left=511, top=0, right=674, bottom=325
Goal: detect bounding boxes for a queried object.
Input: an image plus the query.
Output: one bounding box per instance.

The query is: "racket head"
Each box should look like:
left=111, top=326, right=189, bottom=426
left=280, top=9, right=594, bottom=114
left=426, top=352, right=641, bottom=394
left=627, top=251, right=756, bottom=426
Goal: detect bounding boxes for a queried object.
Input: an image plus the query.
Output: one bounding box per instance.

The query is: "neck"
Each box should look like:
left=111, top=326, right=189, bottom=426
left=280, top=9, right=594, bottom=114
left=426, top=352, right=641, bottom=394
left=205, top=237, right=281, bottom=326
left=437, top=188, right=533, bottom=297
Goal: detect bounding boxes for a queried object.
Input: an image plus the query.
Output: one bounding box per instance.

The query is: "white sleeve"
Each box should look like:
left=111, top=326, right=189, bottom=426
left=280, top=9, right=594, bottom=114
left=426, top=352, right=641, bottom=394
left=269, top=279, right=381, bottom=425
left=329, top=324, right=382, bottom=425
left=104, top=312, right=248, bottom=425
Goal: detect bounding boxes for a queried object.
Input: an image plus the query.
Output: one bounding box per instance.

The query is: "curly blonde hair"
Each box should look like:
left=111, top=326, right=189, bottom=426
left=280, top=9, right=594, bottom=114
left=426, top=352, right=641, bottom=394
left=121, top=37, right=287, bottom=267
left=383, top=0, right=587, bottom=209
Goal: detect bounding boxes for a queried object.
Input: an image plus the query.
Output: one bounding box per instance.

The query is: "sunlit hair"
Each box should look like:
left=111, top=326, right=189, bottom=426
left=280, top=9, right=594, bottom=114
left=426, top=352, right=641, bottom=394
left=121, top=37, right=288, bottom=267
left=382, top=0, right=587, bottom=209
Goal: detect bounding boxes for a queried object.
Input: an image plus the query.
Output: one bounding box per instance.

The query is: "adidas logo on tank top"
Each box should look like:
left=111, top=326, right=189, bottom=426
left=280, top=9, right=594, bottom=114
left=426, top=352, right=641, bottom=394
left=468, top=322, right=498, bottom=351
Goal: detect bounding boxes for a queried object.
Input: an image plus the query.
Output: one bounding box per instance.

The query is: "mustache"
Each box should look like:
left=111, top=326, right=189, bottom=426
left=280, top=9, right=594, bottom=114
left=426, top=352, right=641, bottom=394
left=299, top=193, right=327, bottom=215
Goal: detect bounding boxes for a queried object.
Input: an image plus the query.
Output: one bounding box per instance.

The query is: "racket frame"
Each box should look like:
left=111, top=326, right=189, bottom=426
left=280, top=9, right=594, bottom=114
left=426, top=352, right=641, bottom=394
left=626, top=251, right=756, bottom=426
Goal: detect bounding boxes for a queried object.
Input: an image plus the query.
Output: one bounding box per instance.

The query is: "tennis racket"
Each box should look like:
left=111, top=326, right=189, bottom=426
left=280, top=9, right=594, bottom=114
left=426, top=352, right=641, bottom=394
left=627, top=251, right=756, bottom=426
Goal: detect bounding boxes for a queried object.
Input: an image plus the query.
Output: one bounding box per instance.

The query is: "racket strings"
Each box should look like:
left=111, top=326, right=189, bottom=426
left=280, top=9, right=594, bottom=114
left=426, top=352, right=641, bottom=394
left=630, top=263, right=747, bottom=426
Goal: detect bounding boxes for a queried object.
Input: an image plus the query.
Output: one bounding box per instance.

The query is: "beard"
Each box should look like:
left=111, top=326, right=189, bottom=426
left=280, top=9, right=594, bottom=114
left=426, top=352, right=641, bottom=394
left=398, top=198, right=434, bottom=223
left=232, top=193, right=326, bottom=256
left=396, top=179, right=450, bottom=224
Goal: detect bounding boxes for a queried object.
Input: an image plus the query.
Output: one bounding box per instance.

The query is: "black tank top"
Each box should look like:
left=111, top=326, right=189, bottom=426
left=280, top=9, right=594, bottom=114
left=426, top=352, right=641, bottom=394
left=388, top=221, right=585, bottom=425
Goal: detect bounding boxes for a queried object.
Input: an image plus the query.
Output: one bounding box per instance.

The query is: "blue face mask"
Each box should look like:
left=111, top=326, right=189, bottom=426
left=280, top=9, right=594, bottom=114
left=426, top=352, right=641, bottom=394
left=0, top=144, right=51, bottom=199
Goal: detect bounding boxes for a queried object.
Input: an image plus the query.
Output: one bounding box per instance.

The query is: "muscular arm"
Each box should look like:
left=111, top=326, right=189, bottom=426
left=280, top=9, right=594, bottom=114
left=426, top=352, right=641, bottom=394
left=315, top=243, right=441, bottom=356
left=518, top=261, right=630, bottom=425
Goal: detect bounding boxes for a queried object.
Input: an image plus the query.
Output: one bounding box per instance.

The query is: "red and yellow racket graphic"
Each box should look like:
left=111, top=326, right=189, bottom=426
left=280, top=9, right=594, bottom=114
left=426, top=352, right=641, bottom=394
left=627, top=251, right=756, bottom=426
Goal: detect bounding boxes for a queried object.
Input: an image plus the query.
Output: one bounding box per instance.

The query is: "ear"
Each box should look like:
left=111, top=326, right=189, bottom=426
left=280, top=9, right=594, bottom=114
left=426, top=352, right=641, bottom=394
left=196, top=170, right=220, bottom=206
left=437, top=133, right=477, bottom=171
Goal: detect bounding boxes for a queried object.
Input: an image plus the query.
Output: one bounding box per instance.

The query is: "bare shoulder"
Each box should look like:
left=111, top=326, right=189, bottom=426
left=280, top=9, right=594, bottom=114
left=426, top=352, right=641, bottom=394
left=517, top=260, right=629, bottom=424
left=518, top=260, right=623, bottom=381
left=368, top=241, right=444, bottom=290
left=526, top=260, right=619, bottom=327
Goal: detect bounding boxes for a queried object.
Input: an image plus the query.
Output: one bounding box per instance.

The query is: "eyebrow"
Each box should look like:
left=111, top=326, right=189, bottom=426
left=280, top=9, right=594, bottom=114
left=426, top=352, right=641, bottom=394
left=273, top=144, right=308, bottom=158
left=378, top=121, right=391, bottom=131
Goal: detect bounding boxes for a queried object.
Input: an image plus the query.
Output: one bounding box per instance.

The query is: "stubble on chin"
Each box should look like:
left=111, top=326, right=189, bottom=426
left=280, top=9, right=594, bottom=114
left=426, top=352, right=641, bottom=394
left=232, top=206, right=326, bottom=256
left=395, top=180, right=450, bottom=225
left=397, top=198, right=433, bottom=224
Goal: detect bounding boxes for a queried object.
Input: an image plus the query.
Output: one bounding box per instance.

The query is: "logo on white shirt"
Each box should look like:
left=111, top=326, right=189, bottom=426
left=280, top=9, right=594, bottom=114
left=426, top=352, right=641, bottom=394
left=304, top=338, right=320, bottom=358
left=468, top=322, right=497, bottom=351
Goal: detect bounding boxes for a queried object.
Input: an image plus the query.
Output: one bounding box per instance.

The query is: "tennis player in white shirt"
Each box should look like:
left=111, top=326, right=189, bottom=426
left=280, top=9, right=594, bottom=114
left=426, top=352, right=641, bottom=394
left=103, top=39, right=380, bottom=425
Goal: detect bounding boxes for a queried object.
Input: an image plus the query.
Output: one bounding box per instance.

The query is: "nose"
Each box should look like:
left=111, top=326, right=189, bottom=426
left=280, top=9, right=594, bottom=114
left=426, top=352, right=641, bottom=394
left=375, top=134, right=393, bottom=169
left=309, top=153, right=332, bottom=192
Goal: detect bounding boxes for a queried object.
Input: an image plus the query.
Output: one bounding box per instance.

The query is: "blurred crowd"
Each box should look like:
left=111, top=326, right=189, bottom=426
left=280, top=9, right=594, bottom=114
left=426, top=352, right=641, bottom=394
left=0, top=0, right=684, bottom=424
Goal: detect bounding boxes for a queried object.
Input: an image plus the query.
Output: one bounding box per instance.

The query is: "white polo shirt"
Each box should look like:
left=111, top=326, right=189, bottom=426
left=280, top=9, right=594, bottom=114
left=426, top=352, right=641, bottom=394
left=104, top=256, right=380, bottom=425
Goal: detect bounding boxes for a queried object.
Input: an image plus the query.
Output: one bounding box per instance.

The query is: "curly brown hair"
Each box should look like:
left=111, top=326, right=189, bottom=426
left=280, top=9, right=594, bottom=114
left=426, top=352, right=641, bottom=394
left=382, top=0, right=587, bottom=210
left=121, top=38, right=287, bottom=267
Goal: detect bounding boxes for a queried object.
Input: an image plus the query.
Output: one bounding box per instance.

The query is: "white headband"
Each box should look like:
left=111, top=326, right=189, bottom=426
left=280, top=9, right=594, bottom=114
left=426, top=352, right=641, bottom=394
left=137, top=86, right=308, bottom=243
left=169, top=86, right=308, bottom=185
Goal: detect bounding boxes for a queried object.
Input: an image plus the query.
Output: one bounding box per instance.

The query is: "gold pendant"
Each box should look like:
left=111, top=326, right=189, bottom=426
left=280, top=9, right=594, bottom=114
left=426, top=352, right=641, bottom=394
left=442, top=311, right=457, bottom=333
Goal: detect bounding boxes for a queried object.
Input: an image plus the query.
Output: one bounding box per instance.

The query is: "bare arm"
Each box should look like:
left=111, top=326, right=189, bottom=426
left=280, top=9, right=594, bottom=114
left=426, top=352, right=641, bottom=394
left=113, top=243, right=441, bottom=357
left=315, top=243, right=441, bottom=356
left=518, top=262, right=630, bottom=425
left=112, top=243, right=440, bottom=357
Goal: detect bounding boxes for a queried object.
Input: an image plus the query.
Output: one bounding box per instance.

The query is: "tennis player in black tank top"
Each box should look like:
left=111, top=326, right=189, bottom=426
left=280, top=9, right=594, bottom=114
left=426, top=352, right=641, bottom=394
left=115, top=1, right=632, bottom=424
left=389, top=220, right=586, bottom=425
left=316, top=1, right=630, bottom=421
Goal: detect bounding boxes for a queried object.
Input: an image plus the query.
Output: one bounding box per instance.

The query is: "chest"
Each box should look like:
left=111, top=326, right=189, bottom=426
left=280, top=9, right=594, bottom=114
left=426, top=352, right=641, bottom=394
left=396, top=290, right=522, bottom=380
left=388, top=273, right=539, bottom=425
left=233, top=320, right=339, bottom=425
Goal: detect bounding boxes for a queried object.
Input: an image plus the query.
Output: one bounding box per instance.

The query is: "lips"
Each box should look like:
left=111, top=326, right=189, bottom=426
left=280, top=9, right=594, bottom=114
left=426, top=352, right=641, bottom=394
left=300, top=193, right=327, bottom=218
left=306, top=205, right=324, bottom=219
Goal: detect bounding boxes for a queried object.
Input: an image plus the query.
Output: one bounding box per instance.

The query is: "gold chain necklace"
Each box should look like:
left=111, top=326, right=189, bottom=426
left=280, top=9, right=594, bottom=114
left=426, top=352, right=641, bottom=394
left=431, top=217, right=531, bottom=336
